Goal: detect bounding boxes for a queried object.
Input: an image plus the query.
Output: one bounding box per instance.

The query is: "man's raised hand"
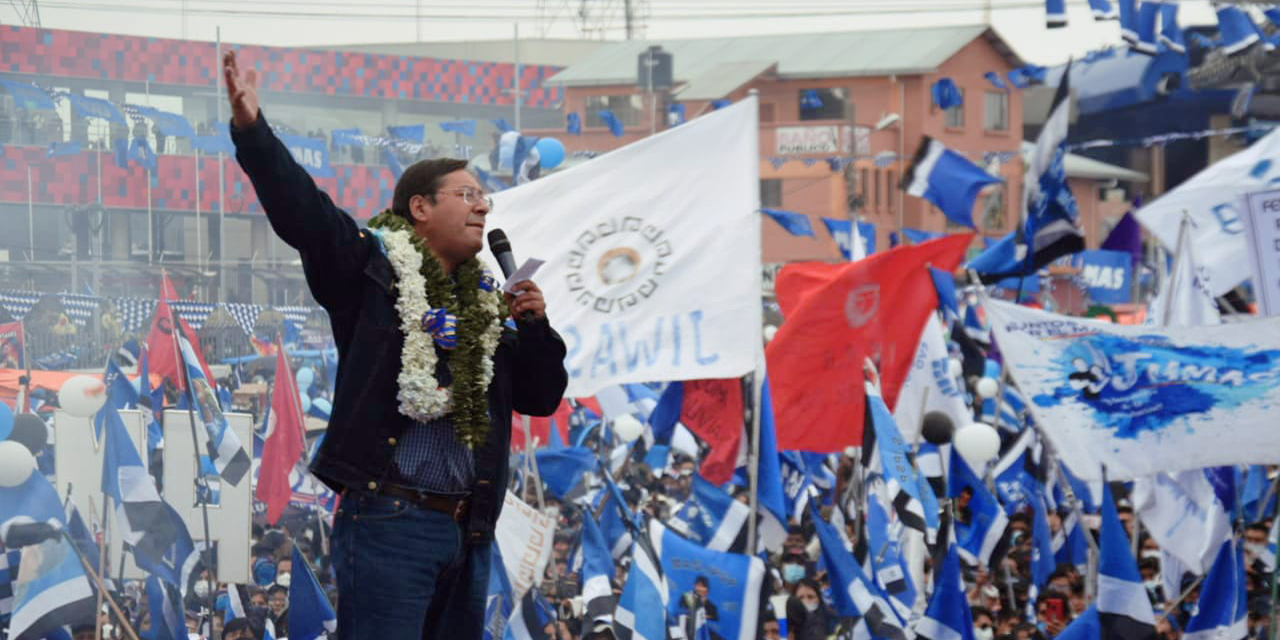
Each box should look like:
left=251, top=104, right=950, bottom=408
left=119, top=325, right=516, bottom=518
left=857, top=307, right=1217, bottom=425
left=223, top=50, right=260, bottom=129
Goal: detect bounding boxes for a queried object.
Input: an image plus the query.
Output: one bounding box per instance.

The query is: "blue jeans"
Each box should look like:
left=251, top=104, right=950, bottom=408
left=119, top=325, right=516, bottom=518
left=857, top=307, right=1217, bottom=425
left=332, top=491, right=489, bottom=639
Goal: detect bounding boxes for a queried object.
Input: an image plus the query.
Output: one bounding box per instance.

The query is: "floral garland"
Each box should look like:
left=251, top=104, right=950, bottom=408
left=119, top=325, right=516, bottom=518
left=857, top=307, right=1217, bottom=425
left=367, top=210, right=504, bottom=448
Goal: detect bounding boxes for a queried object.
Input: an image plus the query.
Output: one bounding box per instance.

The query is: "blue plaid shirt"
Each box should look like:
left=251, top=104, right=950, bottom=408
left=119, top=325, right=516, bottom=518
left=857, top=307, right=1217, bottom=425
left=392, top=415, right=475, bottom=494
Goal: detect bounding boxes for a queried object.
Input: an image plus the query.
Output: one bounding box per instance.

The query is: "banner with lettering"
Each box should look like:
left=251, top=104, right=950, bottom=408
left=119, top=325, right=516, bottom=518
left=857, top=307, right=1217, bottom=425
left=278, top=132, right=335, bottom=179
left=1073, top=249, right=1132, bottom=304
left=1136, top=126, right=1280, bottom=296
left=495, top=491, right=557, bottom=598
left=488, top=98, right=761, bottom=396
left=985, top=299, right=1280, bottom=480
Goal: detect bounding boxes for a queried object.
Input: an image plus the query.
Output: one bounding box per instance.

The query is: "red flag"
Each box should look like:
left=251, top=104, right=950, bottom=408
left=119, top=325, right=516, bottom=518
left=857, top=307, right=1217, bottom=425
left=679, top=378, right=744, bottom=485
left=511, top=397, right=603, bottom=452
left=766, top=233, right=973, bottom=452
left=257, top=347, right=305, bottom=525
left=146, top=298, right=214, bottom=392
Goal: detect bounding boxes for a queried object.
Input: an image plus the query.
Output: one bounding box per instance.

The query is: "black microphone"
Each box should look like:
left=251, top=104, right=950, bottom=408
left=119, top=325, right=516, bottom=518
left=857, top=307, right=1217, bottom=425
left=488, top=228, right=534, bottom=321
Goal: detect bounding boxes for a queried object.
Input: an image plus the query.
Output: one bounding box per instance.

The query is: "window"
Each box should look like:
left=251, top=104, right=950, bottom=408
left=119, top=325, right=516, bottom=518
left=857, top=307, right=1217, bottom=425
left=585, top=94, right=646, bottom=127
left=798, top=88, right=849, bottom=121
left=984, top=91, right=1009, bottom=132
left=760, top=179, right=782, bottom=208
left=981, top=185, right=1006, bottom=232
left=944, top=90, right=965, bottom=128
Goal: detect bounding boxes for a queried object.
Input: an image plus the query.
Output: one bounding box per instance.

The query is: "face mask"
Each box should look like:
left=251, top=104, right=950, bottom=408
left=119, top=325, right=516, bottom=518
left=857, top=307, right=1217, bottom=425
left=975, top=627, right=994, bottom=640
left=782, top=564, right=805, bottom=583
left=1141, top=550, right=1161, bottom=561
left=1144, top=579, right=1161, bottom=593
left=193, top=581, right=210, bottom=599
left=276, top=572, right=291, bottom=588
left=803, top=599, right=820, bottom=613
left=1246, top=542, right=1266, bottom=557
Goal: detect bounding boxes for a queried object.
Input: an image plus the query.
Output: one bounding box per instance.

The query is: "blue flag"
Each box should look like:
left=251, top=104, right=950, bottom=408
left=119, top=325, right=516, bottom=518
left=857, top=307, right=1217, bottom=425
left=0, top=472, right=96, bottom=640
left=760, top=208, right=815, bottom=237
left=596, top=110, right=624, bottom=137
left=915, top=545, right=976, bottom=640
left=566, top=112, right=582, bottom=135
left=484, top=544, right=515, bottom=640
left=615, top=523, right=667, bottom=640
left=984, top=71, right=1008, bottom=89
left=439, top=119, right=476, bottom=136
left=903, top=137, right=1000, bottom=229
left=101, top=404, right=178, bottom=563
left=533, top=446, right=597, bottom=500
left=1217, top=5, right=1263, bottom=55
left=1046, top=0, right=1067, bottom=28
left=1074, top=249, right=1132, bottom=304
left=652, top=520, right=764, bottom=640
left=144, top=576, right=186, bottom=640
left=671, top=475, right=749, bottom=552
left=1158, top=2, right=1186, bottom=53
left=278, top=133, right=334, bottom=179
left=1087, top=0, right=1117, bottom=19
left=580, top=513, right=617, bottom=626
left=864, top=485, right=916, bottom=617
left=287, top=546, right=336, bottom=640
left=1098, top=483, right=1156, bottom=636
left=95, top=359, right=139, bottom=439
left=809, top=504, right=911, bottom=639
left=949, top=447, right=1010, bottom=569
left=179, top=335, right=250, bottom=486
left=929, top=266, right=960, bottom=323
left=1184, top=540, right=1248, bottom=639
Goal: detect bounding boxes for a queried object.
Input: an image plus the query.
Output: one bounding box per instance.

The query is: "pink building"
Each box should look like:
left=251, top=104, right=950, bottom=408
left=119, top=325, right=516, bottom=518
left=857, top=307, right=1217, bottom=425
left=529, top=26, right=1146, bottom=268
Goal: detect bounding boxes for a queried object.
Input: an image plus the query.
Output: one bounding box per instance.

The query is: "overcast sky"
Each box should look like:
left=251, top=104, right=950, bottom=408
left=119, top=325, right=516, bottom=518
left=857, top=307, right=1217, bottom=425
left=8, top=0, right=1220, bottom=65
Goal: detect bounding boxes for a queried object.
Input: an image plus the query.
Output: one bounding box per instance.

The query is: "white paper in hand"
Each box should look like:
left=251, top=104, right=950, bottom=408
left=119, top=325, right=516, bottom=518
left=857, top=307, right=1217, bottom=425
left=501, top=258, right=545, bottom=294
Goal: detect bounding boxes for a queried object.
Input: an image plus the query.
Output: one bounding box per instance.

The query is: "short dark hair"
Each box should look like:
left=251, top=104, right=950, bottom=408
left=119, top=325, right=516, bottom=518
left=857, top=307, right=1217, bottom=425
left=391, top=158, right=471, bottom=220
left=694, top=576, right=709, bottom=588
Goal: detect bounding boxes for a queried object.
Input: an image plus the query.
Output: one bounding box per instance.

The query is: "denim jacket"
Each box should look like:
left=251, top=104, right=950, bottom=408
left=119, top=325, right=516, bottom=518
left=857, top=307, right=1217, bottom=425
left=230, top=113, right=567, bottom=541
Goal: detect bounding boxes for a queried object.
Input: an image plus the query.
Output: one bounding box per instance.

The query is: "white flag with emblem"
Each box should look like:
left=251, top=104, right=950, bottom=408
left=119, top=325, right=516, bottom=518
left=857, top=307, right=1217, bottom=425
left=487, top=97, right=761, bottom=396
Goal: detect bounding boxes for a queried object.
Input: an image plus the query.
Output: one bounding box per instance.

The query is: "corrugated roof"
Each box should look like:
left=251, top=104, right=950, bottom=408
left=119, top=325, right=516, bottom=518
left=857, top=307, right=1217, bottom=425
left=547, top=25, right=1000, bottom=88
left=674, top=61, right=776, bottom=101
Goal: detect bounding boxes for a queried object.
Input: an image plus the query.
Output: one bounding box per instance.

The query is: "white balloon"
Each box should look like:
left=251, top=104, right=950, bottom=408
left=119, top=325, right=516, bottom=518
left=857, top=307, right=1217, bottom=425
left=58, top=374, right=109, bottom=418
left=763, top=325, right=779, bottom=342
left=954, top=423, right=1001, bottom=469
left=947, top=357, right=963, bottom=379
left=975, top=377, right=999, bottom=399
left=296, top=367, right=315, bottom=388
left=612, top=414, right=644, bottom=443
left=0, top=440, right=35, bottom=487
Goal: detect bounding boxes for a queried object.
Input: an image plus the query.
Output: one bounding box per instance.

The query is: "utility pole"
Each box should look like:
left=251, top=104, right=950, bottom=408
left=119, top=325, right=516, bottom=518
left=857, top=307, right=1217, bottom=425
left=624, top=0, right=634, bottom=40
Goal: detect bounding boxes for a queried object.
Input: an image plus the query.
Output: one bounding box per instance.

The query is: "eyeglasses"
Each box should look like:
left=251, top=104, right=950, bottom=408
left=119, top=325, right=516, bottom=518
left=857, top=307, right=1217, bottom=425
left=438, top=187, right=493, bottom=209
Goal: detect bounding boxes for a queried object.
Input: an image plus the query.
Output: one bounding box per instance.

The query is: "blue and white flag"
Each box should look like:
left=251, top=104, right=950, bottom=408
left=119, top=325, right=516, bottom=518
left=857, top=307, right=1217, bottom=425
left=144, top=576, right=186, bottom=640
left=440, top=119, right=477, bottom=136
left=963, top=304, right=989, bottom=345
left=1053, top=508, right=1089, bottom=572
left=94, top=359, right=139, bottom=439
left=1073, top=250, right=1132, bottom=304
left=180, top=335, right=250, bottom=485
left=864, top=481, right=917, bottom=619
left=1183, top=540, right=1247, bottom=640
left=1148, top=217, right=1219, bottom=328
left=1045, top=0, right=1067, bottom=28
left=1118, top=0, right=1138, bottom=43
left=614, top=522, right=668, bottom=640
left=914, top=545, right=975, bottom=640
left=533, top=446, right=597, bottom=500
left=929, top=267, right=959, bottom=323
left=1216, top=6, right=1264, bottom=56
left=100, top=404, right=177, bottom=564
left=387, top=124, right=425, bottom=143
left=0, top=545, right=18, bottom=616
left=670, top=475, right=749, bottom=552
left=507, top=587, right=556, bottom=640
left=864, top=382, right=934, bottom=541
left=1098, top=483, right=1157, bottom=639
left=761, top=208, right=815, bottom=237
left=0, top=473, right=96, bottom=640
left=893, top=315, right=972, bottom=445
left=277, top=133, right=334, bottom=179
left=580, top=513, right=616, bottom=626
left=652, top=520, right=764, bottom=640
left=1132, top=1, right=1160, bottom=54
left=984, top=299, right=1280, bottom=480
left=752, top=378, right=788, bottom=552
left=1132, top=470, right=1230, bottom=575
left=1027, top=489, right=1056, bottom=620
left=903, top=137, right=1000, bottom=230
left=1014, top=64, right=1083, bottom=281
left=287, top=546, right=337, bottom=640
left=984, top=71, right=1008, bottom=89
left=598, top=478, right=634, bottom=560
left=485, top=544, right=515, bottom=640
left=992, top=429, right=1043, bottom=515
left=1057, top=605, right=1102, bottom=640
left=1088, top=0, right=1117, bottom=19
left=1159, top=2, right=1186, bottom=53
left=949, top=447, right=1009, bottom=569
left=809, top=504, right=911, bottom=640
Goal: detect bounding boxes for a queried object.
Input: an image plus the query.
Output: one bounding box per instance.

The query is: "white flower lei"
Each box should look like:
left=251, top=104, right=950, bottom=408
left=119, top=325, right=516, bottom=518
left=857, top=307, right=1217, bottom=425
left=380, top=228, right=504, bottom=424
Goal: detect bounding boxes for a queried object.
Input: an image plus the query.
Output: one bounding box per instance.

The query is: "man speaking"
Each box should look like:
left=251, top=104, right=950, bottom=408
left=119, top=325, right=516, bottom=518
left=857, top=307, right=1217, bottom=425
left=223, top=51, right=568, bottom=639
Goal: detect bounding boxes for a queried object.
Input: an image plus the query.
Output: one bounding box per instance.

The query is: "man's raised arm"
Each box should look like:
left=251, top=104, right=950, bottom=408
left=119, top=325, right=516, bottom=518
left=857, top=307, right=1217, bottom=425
left=223, top=51, right=368, bottom=307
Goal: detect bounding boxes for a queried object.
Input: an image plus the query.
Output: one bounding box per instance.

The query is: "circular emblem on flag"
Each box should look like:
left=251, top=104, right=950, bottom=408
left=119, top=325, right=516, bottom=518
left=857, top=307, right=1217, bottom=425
left=844, top=284, right=880, bottom=328
left=565, top=216, right=674, bottom=314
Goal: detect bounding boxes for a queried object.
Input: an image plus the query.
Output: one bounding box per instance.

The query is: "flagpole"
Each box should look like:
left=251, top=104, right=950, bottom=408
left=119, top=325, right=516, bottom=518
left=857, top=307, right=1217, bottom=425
left=523, top=414, right=545, bottom=510
left=91, top=495, right=107, bottom=640
left=27, top=165, right=34, bottom=262
left=163, top=269, right=218, bottom=624
left=745, top=371, right=761, bottom=554
left=1160, top=214, right=1192, bottom=326
left=62, top=489, right=142, bottom=640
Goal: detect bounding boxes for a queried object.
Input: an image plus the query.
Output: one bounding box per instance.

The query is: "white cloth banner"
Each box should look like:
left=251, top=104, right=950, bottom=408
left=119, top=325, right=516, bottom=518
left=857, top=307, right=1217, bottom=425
left=1132, top=470, right=1231, bottom=575
left=487, top=98, right=762, bottom=397
left=984, top=298, right=1280, bottom=480
left=495, top=491, right=557, bottom=598
left=1136, top=127, right=1280, bottom=296
left=892, top=314, right=972, bottom=442
left=1147, top=217, right=1220, bottom=328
